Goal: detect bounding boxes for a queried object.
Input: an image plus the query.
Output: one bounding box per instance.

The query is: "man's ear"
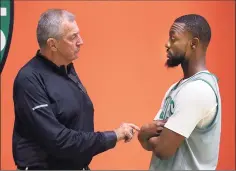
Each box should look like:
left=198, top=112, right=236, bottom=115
left=190, top=37, right=200, bottom=50
left=47, top=38, right=58, bottom=52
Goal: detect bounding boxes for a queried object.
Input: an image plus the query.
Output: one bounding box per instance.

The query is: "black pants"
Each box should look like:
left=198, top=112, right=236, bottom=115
left=17, top=166, right=90, bottom=170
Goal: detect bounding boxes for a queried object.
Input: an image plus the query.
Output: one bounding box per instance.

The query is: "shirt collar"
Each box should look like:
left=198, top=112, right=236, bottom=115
left=35, top=50, right=74, bottom=75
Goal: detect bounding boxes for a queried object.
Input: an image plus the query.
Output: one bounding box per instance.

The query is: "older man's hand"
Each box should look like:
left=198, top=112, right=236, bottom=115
left=114, top=123, right=140, bottom=143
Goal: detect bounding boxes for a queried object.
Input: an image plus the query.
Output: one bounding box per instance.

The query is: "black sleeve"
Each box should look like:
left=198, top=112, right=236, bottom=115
left=13, top=73, right=117, bottom=159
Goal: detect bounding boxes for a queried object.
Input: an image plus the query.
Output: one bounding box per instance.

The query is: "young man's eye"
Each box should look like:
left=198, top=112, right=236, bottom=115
left=169, top=36, right=174, bottom=42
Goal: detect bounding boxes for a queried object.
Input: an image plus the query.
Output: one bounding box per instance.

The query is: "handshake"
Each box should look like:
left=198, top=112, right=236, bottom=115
left=113, top=123, right=140, bottom=143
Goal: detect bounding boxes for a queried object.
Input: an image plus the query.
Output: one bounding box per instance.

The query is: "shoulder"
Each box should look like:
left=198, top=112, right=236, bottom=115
left=177, top=80, right=216, bottom=106
left=181, top=79, right=215, bottom=95
left=14, top=58, right=41, bottom=88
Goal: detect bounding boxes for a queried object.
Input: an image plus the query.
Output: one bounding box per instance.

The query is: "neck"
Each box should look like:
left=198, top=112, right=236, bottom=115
left=181, top=54, right=207, bottom=79
left=40, top=48, right=70, bottom=67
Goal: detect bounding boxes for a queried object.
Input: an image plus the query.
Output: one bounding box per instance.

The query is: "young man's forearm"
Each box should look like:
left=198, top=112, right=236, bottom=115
left=138, top=127, right=159, bottom=151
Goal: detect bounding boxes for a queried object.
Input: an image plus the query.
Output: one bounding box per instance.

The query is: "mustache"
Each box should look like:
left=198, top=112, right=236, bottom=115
left=166, top=50, right=172, bottom=57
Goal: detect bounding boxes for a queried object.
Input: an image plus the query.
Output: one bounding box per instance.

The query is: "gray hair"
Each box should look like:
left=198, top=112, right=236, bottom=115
left=36, top=9, right=75, bottom=48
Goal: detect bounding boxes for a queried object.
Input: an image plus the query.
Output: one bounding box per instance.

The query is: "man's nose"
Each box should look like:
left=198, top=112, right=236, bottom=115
left=77, top=35, right=83, bottom=45
left=165, top=40, right=170, bottom=49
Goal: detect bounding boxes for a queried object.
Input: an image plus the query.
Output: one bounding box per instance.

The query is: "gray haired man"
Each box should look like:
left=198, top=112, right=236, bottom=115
left=12, top=9, right=139, bottom=170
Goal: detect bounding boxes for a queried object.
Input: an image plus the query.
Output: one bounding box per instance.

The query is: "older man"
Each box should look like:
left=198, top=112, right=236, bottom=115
left=12, top=9, right=139, bottom=170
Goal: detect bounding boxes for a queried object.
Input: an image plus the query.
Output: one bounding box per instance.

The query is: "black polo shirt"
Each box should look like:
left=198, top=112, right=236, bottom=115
left=12, top=50, right=117, bottom=170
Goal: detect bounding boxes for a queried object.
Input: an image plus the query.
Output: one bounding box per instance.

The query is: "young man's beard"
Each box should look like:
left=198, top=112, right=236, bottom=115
left=165, top=55, right=185, bottom=68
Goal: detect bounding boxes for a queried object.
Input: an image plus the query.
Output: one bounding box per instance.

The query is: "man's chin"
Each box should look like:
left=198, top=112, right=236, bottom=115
left=165, top=59, right=180, bottom=68
left=73, top=54, right=79, bottom=60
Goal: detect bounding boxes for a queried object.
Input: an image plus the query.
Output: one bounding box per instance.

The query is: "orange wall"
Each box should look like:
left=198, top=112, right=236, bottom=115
left=1, top=1, right=235, bottom=170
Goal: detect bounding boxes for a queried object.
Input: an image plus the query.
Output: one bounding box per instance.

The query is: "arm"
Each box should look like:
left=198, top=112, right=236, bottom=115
left=137, top=124, right=156, bottom=151
left=145, top=81, right=217, bottom=159
left=147, top=128, right=184, bottom=160
left=138, top=83, right=177, bottom=151
left=137, top=121, right=166, bottom=151
left=13, top=74, right=117, bottom=159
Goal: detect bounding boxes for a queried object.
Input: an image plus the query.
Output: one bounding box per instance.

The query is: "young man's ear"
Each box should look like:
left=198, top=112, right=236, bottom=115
left=191, top=37, right=200, bottom=49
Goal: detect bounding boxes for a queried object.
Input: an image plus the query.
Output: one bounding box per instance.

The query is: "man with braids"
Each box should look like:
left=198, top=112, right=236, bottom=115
left=138, top=14, right=221, bottom=170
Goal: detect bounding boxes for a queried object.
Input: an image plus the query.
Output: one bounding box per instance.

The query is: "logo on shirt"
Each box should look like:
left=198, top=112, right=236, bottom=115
left=0, top=0, right=14, bottom=73
left=159, top=96, right=175, bottom=120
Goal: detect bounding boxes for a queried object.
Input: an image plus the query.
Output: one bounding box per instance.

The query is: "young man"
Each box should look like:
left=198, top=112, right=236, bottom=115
left=138, top=14, right=221, bottom=170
